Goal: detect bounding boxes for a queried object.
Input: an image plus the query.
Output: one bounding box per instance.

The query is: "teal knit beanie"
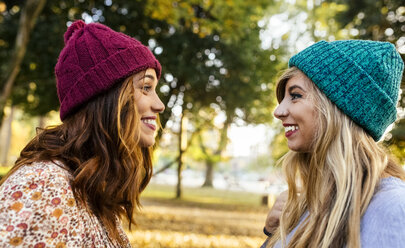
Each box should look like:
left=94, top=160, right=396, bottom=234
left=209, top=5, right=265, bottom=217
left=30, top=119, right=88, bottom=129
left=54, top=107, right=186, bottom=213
left=289, top=40, right=404, bottom=141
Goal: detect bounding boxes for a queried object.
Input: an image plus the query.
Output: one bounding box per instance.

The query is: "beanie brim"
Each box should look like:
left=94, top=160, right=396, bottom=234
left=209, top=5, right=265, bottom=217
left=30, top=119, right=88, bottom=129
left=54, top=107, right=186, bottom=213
left=59, top=45, right=161, bottom=120
left=289, top=40, right=397, bottom=141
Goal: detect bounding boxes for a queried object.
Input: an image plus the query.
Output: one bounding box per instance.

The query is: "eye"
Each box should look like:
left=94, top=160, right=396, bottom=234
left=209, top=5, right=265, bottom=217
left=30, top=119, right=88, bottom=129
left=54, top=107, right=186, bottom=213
left=139, top=83, right=153, bottom=94
left=142, top=85, right=152, bottom=93
left=291, top=93, right=302, bottom=100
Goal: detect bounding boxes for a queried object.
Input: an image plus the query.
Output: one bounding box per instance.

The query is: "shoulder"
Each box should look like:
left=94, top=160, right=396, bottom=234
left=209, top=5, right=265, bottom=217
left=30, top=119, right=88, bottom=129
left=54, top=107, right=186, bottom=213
left=0, top=161, right=87, bottom=247
left=367, top=177, right=405, bottom=211
left=0, top=160, right=72, bottom=202
left=361, top=177, right=405, bottom=247
left=2, top=160, right=71, bottom=186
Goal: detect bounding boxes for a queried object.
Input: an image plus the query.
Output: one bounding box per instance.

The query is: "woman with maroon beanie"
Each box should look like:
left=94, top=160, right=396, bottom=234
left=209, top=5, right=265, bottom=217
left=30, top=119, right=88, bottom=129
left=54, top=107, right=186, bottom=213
left=0, top=20, right=164, bottom=247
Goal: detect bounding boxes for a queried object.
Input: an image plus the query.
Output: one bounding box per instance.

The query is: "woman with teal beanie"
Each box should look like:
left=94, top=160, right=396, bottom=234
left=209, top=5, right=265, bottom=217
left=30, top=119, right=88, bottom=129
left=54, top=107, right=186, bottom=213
left=261, top=40, right=405, bottom=248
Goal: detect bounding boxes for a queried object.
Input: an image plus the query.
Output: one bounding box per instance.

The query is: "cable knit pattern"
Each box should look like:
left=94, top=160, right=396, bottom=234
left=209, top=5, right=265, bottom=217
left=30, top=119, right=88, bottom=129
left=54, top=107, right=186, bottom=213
left=55, top=20, right=161, bottom=120
left=0, top=161, right=131, bottom=247
left=289, top=40, right=404, bottom=141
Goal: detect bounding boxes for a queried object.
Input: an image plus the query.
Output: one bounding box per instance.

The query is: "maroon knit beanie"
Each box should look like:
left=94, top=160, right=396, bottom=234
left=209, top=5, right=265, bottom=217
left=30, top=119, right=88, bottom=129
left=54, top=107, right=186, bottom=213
left=55, top=20, right=161, bottom=120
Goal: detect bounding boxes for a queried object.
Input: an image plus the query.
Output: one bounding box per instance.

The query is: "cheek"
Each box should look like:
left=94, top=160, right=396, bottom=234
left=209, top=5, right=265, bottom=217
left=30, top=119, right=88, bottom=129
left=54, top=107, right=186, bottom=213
left=135, top=98, right=148, bottom=113
left=306, top=109, right=319, bottom=139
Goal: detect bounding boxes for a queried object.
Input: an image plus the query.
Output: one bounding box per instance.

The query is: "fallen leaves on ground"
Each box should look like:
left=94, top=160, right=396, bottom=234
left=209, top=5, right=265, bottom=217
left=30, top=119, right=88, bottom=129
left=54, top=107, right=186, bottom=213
left=126, top=195, right=269, bottom=248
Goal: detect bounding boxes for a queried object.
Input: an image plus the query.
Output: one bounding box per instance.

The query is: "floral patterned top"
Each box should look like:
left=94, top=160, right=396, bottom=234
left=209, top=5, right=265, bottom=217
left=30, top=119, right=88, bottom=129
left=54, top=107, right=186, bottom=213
left=0, top=161, right=131, bottom=247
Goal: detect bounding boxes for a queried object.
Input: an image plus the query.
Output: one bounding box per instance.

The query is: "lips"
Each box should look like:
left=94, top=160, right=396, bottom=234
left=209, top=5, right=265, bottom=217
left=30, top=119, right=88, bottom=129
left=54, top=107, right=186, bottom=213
left=141, top=117, right=157, bottom=131
left=284, top=124, right=299, bottom=137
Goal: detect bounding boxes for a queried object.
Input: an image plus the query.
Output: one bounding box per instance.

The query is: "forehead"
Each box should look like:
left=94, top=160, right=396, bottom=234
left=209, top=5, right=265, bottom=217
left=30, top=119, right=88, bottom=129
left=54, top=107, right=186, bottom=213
left=132, top=68, right=158, bottom=83
left=285, top=72, right=311, bottom=89
left=277, top=71, right=312, bottom=103
left=144, top=68, right=157, bottom=78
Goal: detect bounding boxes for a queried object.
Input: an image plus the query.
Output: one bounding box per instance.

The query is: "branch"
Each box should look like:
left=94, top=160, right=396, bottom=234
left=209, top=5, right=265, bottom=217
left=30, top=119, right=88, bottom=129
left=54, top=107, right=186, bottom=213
left=153, top=121, right=203, bottom=176
left=0, top=0, right=47, bottom=125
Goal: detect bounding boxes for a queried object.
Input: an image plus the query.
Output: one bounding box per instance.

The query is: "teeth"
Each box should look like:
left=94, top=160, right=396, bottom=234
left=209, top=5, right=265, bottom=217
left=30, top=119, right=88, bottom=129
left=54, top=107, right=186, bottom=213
left=285, top=125, right=299, bottom=132
left=142, top=119, right=156, bottom=126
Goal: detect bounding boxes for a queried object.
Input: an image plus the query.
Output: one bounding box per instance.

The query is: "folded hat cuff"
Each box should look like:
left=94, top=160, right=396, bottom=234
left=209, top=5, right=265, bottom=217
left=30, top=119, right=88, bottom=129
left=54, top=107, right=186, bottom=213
left=289, top=40, right=397, bottom=140
left=60, top=45, right=161, bottom=120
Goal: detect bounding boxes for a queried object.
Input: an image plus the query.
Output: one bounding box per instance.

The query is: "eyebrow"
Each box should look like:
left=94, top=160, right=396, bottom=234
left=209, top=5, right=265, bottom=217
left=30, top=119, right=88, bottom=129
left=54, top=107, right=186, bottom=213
left=139, top=74, right=156, bottom=81
left=288, top=85, right=306, bottom=93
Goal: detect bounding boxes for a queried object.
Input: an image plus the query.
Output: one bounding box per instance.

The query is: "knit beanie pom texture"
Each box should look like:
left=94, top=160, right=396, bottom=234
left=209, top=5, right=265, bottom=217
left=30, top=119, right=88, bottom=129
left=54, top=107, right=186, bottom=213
left=55, top=20, right=161, bottom=120
left=289, top=40, right=404, bottom=141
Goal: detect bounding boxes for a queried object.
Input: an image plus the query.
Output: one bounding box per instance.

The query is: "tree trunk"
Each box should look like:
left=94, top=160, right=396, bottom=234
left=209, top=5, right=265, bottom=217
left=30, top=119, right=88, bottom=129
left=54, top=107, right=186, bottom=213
left=0, top=107, right=14, bottom=166
left=0, top=0, right=46, bottom=126
left=202, top=160, right=214, bottom=187
left=176, top=113, right=186, bottom=199
left=200, top=114, right=232, bottom=188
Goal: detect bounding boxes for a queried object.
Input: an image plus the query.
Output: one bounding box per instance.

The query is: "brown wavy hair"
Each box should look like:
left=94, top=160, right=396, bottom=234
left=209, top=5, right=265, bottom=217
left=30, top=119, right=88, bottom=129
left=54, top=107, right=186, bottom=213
left=0, top=74, right=153, bottom=246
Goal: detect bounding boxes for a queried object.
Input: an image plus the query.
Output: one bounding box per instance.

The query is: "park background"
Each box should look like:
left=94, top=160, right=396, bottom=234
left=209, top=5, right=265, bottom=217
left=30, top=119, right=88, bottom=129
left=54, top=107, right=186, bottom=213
left=0, top=0, right=404, bottom=247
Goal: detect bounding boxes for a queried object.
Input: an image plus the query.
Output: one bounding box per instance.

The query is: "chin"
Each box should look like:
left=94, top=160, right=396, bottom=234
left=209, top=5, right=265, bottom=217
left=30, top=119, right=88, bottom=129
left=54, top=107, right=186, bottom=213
left=288, top=143, right=310, bottom=153
left=139, top=138, right=155, bottom=148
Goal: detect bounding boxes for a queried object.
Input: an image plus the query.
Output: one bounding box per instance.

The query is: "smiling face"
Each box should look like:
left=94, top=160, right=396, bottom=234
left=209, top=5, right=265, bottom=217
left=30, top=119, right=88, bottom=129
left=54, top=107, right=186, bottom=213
left=132, top=68, right=165, bottom=147
left=274, top=71, right=318, bottom=152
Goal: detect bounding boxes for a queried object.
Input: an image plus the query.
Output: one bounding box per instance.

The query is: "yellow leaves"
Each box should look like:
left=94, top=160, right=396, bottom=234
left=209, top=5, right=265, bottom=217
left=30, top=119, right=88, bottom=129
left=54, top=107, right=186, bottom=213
left=0, top=2, right=6, bottom=13
left=127, top=193, right=268, bottom=247
left=51, top=6, right=61, bottom=14
left=145, top=0, right=180, bottom=23
left=129, top=230, right=264, bottom=248
left=311, top=2, right=349, bottom=39
left=281, top=33, right=289, bottom=41
left=381, top=6, right=388, bottom=15
left=27, top=94, right=35, bottom=103
left=119, top=25, right=126, bottom=32
left=68, top=7, right=79, bottom=20
left=144, top=0, right=268, bottom=44
left=29, top=63, right=36, bottom=71
left=10, top=5, right=19, bottom=15
left=29, top=82, right=36, bottom=90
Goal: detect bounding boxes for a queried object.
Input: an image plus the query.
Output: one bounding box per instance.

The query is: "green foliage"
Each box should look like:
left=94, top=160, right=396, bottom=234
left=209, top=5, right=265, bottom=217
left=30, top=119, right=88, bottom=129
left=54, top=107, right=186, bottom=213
left=270, top=125, right=288, bottom=164
left=324, top=0, right=405, bottom=163
left=142, top=183, right=265, bottom=208
left=247, top=153, right=274, bottom=171
left=1, top=0, right=282, bottom=138
left=384, top=118, right=405, bottom=164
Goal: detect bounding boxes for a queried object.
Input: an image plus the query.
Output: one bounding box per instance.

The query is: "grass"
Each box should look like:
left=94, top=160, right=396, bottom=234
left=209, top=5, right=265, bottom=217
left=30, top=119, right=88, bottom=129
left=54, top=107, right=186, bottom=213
left=141, top=183, right=267, bottom=211
left=127, top=183, right=270, bottom=248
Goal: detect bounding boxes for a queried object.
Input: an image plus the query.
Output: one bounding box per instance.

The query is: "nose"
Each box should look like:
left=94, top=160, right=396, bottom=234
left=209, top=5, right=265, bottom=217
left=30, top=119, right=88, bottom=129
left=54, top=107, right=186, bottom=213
left=274, top=101, right=288, bottom=120
left=152, top=93, right=165, bottom=113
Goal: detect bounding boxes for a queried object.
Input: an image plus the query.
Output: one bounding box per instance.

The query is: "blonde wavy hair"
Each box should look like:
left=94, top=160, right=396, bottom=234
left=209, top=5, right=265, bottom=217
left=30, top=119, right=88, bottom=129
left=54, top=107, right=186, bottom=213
left=266, top=67, right=405, bottom=248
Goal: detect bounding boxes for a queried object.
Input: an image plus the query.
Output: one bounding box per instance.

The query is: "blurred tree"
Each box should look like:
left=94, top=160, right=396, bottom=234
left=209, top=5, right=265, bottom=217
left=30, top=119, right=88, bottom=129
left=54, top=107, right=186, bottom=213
left=270, top=125, right=289, bottom=164
left=385, top=119, right=405, bottom=164
left=148, top=0, right=280, bottom=191
left=185, top=107, right=230, bottom=187
left=0, top=0, right=46, bottom=125
left=1, top=0, right=286, bottom=195
left=325, top=0, right=405, bottom=162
